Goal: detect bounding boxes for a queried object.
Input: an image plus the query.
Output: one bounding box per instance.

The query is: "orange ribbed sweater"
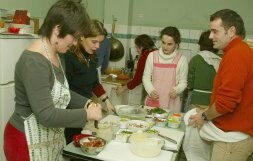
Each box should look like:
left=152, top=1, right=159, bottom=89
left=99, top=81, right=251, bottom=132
left=211, top=37, right=253, bottom=136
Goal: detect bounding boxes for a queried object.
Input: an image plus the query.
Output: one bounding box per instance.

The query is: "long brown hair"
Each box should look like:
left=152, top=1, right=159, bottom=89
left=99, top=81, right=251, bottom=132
left=71, top=19, right=106, bottom=66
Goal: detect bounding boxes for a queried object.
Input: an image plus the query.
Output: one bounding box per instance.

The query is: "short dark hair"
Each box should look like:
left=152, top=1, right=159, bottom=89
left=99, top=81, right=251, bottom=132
left=198, top=30, right=218, bottom=54
left=135, top=34, right=155, bottom=51
left=210, top=9, right=245, bottom=39
left=160, top=26, right=181, bottom=44
left=39, top=0, right=90, bottom=40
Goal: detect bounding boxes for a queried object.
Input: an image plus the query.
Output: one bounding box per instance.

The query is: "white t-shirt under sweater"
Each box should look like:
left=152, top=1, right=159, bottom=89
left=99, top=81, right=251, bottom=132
left=142, top=48, right=188, bottom=95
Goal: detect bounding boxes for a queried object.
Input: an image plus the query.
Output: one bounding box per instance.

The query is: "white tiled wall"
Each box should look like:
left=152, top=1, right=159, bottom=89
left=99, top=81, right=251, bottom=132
left=104, top=23, right=203, bottom=68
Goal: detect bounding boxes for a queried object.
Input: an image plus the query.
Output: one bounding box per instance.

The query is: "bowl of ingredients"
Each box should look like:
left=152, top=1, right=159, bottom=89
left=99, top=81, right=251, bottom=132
left=145, top=129, right=159, bottom=136
left=148, top=107, right=169, bottom=119
left=127, top=120, right=149, bottom=132
left=78, top=136, right=106, bottom=155
left=129, top=131, right=164, bottom=157
left=115, top=105, right=147, bottom=120
left=155, top=118, right=167, bottom=127
left=119, top=118, right=130, bottom=129
left=115, top=129, right=133, bottom=143
left=167, top=113, right=182, bottom=128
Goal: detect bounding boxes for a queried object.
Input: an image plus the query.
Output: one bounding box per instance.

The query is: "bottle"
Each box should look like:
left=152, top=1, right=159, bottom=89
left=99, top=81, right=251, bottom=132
left=133, top=55, right=139, bottom=76
left=127, top=48, right=134, bottom=78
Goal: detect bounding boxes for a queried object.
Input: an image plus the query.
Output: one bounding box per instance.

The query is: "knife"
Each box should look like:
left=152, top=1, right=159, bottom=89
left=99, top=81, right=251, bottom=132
left=158, top=133, right=177, bottom=144
left=94, top=120, right=99, bottom=129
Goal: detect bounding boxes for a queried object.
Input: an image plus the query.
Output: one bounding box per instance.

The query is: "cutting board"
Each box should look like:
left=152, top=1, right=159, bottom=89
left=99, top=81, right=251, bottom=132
left=97, top=141, right=173, bottom=161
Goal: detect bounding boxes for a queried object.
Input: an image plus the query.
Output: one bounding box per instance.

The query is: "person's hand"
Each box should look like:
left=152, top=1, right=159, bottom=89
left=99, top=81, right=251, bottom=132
left=105, top=100, right=115, bottom=114
left=116, top=85, right=127, bottom=95
left=150, top=90, right=159, bottom=99
left=188, top=108, right=206, bottom=128
left=86, top=102, right=102, bottom=121
left=169, top=89, right=177, bottom=99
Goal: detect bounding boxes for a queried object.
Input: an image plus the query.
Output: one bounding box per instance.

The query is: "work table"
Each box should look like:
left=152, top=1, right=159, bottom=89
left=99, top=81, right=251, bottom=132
left=63, top=115, right=185, bottom=161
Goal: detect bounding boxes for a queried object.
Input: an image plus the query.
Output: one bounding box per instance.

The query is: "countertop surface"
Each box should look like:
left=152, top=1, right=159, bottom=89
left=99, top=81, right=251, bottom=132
left=101, top=75, right=130, bottom=85
left=63, top=114, right=185, bottom=161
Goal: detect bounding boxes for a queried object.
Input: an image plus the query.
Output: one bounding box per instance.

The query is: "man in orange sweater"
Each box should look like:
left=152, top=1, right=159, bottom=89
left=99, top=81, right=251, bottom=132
left=184, top=9, right=253, bottom=161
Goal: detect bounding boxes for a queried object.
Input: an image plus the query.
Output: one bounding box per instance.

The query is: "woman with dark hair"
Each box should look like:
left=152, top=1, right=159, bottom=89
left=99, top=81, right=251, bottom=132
left=143, top=26, right=188, bottom=112
left=116, top=34, right=156, bottom=97
left=187, top=30, right=221, bottom=109
left=3, top=0, right=102, bottom=161
left=64, top=19, right=114, bottom=144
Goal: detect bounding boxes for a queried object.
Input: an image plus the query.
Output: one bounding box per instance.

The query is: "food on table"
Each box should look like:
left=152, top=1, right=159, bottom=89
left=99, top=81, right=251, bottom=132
left=115, top=129, right=133, bottom=142
left=149, top=107, right=167, bottom=114
left=167, top=113, right=182, bottom=128
left=145, top=129, right=159, bottom=135
left=127, top=120, right=149, bottom=132
left=79, top=136, right=106, bottom=155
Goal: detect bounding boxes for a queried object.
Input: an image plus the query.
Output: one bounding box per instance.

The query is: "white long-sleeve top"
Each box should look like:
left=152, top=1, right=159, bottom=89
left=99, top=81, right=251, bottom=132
left=142, top=48, right=188, bottom=95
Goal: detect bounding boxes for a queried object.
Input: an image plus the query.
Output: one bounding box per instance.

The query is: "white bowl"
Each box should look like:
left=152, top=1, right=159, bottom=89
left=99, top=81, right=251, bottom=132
left=129, top=132, right=164, bottom=157
left=127, top=120, right=149, bottom=132
left=114, top=129, right=133, bottom=143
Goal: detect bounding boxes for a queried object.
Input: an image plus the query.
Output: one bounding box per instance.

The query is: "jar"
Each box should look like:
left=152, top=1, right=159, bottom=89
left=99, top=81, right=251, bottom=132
left=167, top=113, right=182, bottom=128
left=97, top=123, right=113, bottom=142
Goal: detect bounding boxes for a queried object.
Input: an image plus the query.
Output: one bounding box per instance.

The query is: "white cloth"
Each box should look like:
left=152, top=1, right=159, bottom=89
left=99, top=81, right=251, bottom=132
left=183, top=108, right=249, bottom=161
left=142, top=48, right=188, bottom=95
left=198, top=50, right=221, bottom=72
left=24, top=54, right=70, bottom=161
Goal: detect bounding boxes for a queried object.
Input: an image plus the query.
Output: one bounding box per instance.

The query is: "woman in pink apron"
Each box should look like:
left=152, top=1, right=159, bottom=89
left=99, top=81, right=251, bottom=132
left=143, top=26, right=188, bottom=112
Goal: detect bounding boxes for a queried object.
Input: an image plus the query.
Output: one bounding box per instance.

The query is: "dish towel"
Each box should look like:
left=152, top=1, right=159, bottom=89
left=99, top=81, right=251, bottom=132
left=183, top=108, right=249, bottom=161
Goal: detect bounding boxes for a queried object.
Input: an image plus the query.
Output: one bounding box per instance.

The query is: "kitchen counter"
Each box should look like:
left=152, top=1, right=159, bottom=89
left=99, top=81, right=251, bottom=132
left=63, top=115, right=185, bottom=161
left=101, top=75, right=130, bottom=86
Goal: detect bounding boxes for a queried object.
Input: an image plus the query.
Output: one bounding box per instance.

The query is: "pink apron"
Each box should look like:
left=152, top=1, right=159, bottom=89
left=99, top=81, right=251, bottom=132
left=145, top=51, right=181, bottom=112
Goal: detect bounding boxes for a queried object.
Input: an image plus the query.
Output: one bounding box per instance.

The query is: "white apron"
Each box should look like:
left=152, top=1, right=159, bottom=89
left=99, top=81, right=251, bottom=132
left=24, top=48, right=70, bottom=160
left=183, top=108, right=249, bottom=161
left=145, top=51, right=181, bottom=112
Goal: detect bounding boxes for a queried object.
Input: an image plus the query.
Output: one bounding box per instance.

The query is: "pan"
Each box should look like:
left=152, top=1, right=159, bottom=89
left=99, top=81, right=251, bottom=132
left=109, top=18, right=124, bottom=62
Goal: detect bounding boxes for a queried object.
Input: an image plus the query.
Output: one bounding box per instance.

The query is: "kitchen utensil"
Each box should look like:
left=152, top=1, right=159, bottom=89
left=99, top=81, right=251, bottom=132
left=115, top=105, right=147, bottom=120
left=158, top=133, right=177, bottom=144
left=161, top=148, right=178, bottom=153
left=109, top=16, right=124, bottom=62
left=94, top=120, right=99, bottom=129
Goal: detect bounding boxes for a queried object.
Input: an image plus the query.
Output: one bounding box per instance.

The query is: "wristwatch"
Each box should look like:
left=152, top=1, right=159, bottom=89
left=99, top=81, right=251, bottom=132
left=102, top=96, right=109, bottom=102
left=201, top=112, right=209, bottom=121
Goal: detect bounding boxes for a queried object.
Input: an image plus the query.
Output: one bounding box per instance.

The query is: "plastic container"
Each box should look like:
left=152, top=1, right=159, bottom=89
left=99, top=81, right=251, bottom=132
left=167, top=113, right=182, bottom=128
left=97, top=123, right=113, bottom=142
left=129, top=132, right=164, bottom=157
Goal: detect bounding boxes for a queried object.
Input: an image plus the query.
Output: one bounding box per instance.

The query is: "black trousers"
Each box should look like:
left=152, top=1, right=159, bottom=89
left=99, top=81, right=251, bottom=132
left=64, top=127, right=82, bottom=144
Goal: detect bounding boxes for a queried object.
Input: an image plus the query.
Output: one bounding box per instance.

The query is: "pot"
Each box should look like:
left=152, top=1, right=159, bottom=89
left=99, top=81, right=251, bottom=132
left=109, top=18, right=124, bottom=62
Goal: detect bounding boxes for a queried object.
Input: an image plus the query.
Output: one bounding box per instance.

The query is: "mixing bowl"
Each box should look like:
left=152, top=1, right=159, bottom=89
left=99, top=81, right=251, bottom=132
left=79, top=136, right=106, bottom=155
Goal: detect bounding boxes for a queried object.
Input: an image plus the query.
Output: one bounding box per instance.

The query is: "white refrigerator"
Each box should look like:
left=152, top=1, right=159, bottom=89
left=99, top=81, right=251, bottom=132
left=0, top=35, right=37, bottom=161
